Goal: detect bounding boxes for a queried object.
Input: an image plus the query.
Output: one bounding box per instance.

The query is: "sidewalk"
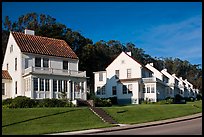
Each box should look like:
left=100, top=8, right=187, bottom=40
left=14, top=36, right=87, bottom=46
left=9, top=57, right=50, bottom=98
left=48, top=113, right=202, bottom=135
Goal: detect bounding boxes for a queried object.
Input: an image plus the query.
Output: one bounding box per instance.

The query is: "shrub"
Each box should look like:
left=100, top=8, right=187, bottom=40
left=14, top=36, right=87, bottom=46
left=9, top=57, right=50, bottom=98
left=94, top=97, right=112, bottom=107
left=108, top=97, right=118, bottom=105
left=10, top=96, right=36, bottom=108
left=196, top=94, right=202, bottom=100
left=38, top=98, right=68, bottom=107
left=2, top=98, right=13, bottom=106
left=174, top=94, right=185, bottom=103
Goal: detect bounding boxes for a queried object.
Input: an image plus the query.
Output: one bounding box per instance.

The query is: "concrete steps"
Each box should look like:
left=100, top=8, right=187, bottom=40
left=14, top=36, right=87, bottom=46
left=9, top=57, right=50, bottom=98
left=76, top=99, right=118, bottom=124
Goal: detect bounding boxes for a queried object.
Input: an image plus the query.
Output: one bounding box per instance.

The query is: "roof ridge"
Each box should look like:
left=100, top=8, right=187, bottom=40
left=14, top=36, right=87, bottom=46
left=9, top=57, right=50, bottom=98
left=11, top=31, right=65, bottom=42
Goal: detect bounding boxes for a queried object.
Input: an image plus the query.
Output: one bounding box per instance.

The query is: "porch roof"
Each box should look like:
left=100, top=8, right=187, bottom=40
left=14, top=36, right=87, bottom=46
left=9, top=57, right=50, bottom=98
left=2, top=70, right=12, bottom=80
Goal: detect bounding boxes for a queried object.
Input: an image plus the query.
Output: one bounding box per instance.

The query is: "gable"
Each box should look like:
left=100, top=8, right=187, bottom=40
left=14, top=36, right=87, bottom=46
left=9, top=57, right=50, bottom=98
left=11, top=31, right=78, bottom=59
left=106, top=52, right=142, bottom=71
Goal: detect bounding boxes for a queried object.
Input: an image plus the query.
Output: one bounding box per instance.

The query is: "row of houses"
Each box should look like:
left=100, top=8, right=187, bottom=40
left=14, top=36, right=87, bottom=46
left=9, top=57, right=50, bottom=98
left=2, top=30, right=199, bottom=105
left=94, top=52, right=199, bottom=104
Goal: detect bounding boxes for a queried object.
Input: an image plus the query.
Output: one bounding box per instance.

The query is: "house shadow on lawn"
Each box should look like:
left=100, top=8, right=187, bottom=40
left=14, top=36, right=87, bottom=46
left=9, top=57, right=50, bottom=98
left=2, top=109, right=80, bottom=128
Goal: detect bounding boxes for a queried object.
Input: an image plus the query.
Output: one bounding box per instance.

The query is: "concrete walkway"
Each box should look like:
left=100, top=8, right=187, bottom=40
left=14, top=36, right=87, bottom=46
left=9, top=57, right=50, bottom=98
left=48, top=113, right=202, bottom=135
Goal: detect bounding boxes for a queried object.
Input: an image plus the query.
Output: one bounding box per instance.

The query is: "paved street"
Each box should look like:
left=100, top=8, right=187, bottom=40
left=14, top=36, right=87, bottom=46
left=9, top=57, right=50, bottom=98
left=86, top=117, right=202, bottom=135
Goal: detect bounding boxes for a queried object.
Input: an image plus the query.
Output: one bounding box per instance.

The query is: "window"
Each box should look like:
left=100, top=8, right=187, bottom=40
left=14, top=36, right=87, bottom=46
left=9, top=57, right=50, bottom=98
left=64, top=80, right=67, bottom=92
left=63, top=61, right=68, bottom=70
left=99, top=72, right=103, bottom=81
left=45, top=79, right=49, bottom=91
left=25, top=58, right=28, bottom=69
left=123, top=85, right=127, bottom=94
left=58, top=80, right=62, bottom=92
left=33, top=78, right=38, bottom=91
left=143, top=85, right=146, bottom=93
left=40, top=79, right=44, bottom=91
left=35, top=58, right=41, bottom=67
left=43, top=58, right=49, bottom=68
left=10, top=45, right=13, bottom=53
left=115, top=70, right=119, bottom=79
left=6, top=63, right=8, bottom=70
left=128, top=84, right=132, bottom=94
left=2, top=83, right=5, bottom=95
left=15, top=81, right=17, bottom=94
left=151, top=85, right=155, bottom=93
left=53, top=80, right=57, bottom=92
left=112, top=86, right=117, bottom=95
left=81, top=82, right=84, bottom=93
left=127, top=69, right=131, bottom=78
left=97, top=87, right=101, bottom=95
left=102, top=86, right=105, bottom=95
left=147, top=85, right=150, bottom=93
left=15, top=58, right=17, bottom=70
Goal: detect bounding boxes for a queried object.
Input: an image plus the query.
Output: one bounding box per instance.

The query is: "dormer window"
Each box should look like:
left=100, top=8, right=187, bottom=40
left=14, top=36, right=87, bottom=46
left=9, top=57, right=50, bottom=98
left=99, top=72, right=103, bottom=81
left=43, top=58, right=49, bottom=68
left=63, top=60, right=68, bottom=70
left=35, top=57, right=41, bottom=67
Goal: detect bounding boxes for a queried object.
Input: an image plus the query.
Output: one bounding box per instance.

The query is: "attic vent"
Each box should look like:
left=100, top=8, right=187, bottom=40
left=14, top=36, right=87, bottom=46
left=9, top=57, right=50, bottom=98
left=25, top=29, right=35, bottom=35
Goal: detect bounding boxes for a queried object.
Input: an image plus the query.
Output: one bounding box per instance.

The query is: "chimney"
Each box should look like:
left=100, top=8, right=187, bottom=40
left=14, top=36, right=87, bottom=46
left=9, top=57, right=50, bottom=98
left=163, top=68, right=167, bottom=72
left=149, top=63, right=153, bottom=66
left=25, top=29, right=35, bottom=35
left=126, top=52, right=131, bottom=56
left=172, top=74, right=176, bottom=76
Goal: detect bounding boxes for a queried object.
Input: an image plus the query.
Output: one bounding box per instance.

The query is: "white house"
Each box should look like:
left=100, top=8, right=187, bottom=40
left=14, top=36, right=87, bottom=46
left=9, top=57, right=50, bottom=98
left=161, top=69, right=180, bottom=97
left=172, top=74, right=185, bottom=97
left=2, top=29, right=87, bottom=101
left=94, top=52, right=172, bottom=104
left=145, top=63, right=173, bottom=99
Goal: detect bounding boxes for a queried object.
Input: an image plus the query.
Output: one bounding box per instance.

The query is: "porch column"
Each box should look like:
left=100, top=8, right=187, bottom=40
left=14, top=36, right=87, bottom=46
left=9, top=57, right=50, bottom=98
left=31, top=77, right=34, bottom=99
left=50, top=79, right=53, bottom=99
left=72, top=82, right=75, bottom=100
left=79, top=82, right=82, bottom=99
left=67, top=80, right=70, bottom=99
left=84, top=80, right=87, bottom=100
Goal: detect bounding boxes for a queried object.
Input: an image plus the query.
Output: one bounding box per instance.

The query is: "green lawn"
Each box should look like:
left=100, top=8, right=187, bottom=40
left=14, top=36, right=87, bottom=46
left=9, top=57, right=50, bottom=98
left=2, top=107, right=112, bottom=135
left=2, top=100, right=202, bottom=135
left=103, top=100, right=202, bottom=124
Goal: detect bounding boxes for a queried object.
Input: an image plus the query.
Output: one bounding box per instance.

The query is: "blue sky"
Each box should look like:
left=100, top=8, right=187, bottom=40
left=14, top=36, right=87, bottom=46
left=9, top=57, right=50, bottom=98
left=2, top=2, right=202, bottom=67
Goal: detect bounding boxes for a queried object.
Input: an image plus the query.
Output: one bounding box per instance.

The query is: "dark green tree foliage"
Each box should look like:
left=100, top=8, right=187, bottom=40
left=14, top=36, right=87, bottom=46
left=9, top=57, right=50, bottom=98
left=2, top=12, right=202, bottom=94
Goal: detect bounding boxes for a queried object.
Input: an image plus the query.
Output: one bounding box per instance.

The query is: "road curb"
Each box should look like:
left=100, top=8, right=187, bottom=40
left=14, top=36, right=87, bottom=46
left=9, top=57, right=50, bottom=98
left=48, top=113, right=202, bottom=135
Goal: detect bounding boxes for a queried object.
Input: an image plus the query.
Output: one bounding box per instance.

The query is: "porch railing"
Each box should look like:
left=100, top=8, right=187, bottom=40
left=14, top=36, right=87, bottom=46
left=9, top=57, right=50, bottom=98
left=23, top=66, right=86, bottom=77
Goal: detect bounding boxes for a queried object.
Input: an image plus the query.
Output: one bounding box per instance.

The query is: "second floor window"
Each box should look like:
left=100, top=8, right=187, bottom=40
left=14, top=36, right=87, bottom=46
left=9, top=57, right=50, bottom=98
left=99, top=73, right=103, bottom=81
left=115, top=70, right=119, bottom=79
left=10, top=45, right=13, bottom=53
left=63, top=61, right=68, bottom=70
left=127, top=69, right=131, bottom=78
left=43, top=58, right=49, bottom=68
left=15, top=58, right=17, bottom=71
left=2, top=83, right=5, bottom=95
left=35, top=58, right=41, bottom=67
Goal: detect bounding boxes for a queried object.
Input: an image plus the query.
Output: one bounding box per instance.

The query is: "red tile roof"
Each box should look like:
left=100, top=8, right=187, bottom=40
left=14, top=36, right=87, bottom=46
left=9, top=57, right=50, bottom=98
left=11, top=31, right=78, bottom=59
left=2, top=70, right=12, bottom=80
